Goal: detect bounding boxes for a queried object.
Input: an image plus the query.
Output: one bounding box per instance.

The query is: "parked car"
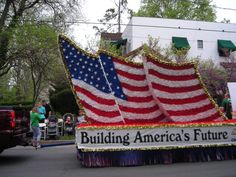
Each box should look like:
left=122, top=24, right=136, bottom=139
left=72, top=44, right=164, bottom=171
left=0, top=106, right=32, bottom=154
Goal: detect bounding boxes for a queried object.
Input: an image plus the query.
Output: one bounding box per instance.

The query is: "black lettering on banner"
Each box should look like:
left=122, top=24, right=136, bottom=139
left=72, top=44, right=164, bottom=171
left=194, top=129, right=201, bottom=141
left=184, top=133, right=190, bottom=141
left=81, top=131, right=89, bottom=144
left=134, top=131, right=143, bottom=143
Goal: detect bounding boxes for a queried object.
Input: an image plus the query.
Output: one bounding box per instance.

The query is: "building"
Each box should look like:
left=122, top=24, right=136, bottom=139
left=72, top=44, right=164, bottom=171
left=122, top=17, right=236, bottom=64
left=100, top=32, right=127, bottom=54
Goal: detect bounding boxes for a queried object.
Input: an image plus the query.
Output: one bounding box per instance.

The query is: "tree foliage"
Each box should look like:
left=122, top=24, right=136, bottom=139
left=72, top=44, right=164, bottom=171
left=7, top=22, right=59, bottom=105
left=135, top=0, right=216, bottom=22
left=0, top=0, right=82, bottom=77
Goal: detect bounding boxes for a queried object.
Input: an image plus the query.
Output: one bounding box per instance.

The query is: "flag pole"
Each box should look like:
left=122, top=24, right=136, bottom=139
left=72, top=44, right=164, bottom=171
left=98, top=56, right=126, bottom=124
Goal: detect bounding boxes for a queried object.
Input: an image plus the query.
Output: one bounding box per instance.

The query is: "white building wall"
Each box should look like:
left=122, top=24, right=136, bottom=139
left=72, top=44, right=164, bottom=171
left=122, top=17, right=236, bottom=63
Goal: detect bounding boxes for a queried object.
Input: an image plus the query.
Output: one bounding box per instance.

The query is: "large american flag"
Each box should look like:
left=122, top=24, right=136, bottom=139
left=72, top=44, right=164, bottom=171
left=59, top=35, right=225, bottom=125
left=59, top=35, right=167, bottom=124
left=143, top=55, right=224, bottom=122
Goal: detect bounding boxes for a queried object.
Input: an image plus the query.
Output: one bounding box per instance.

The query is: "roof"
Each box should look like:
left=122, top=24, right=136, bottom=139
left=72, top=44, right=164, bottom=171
left=100, top=33, right=122, bottom=41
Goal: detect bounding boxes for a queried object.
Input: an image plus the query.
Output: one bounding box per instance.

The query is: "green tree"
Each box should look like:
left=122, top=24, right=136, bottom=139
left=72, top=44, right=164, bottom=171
left=8, top=22, right=60, bottom=105
left=0, top=0, right=82, bottom=77
left=135, top=0, right=216, bottom=21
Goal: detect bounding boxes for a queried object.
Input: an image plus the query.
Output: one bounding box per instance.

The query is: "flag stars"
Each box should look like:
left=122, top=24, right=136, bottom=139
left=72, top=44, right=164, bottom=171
left=67, top=44, right=70, bottom=48
left=74, top=68, right=77, bottom=71
left=74, top=55, right=77, bottom=58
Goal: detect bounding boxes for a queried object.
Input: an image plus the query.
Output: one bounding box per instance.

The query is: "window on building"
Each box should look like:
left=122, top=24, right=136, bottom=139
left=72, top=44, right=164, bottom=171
left=197, top=40, right=203, bottom=49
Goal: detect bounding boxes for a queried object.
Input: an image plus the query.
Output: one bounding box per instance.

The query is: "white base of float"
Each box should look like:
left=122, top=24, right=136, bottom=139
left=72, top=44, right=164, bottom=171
left=76, top=120, right=236, bottom=167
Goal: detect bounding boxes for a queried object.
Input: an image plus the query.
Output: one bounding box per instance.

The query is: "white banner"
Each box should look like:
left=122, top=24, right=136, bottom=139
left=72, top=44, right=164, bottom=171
left=76, top=124, right=236, bottom=150
left=228, top=82, right=236, bottom=112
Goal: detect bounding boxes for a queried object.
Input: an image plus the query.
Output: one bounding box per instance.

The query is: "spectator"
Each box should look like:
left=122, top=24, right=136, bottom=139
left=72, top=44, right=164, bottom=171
left=38, top=99, right=46, bottom=123
left=76, top=110, right=86, bottom=125
left=221, top=93, right=232, bottom=119
left=30, top=106, right=41, bottom=148
left=43, top=100, right=52, bottom=119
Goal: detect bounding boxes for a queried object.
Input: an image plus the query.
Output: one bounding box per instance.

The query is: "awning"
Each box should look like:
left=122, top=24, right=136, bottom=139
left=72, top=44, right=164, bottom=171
left=172, top=37, right=190, bottom=49
left=218, top=40, right=236, bottom=51
left=110, top=39, right=127, bottom=48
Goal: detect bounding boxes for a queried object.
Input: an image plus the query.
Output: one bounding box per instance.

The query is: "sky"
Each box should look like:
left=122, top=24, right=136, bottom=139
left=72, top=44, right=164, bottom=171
left=71, top=0, right=236, bottom=48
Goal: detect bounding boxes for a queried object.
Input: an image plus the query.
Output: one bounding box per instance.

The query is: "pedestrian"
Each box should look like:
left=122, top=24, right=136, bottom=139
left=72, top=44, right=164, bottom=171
left=221, top=93, right=232, bottom=119
left=38, top=99, right=46, bottom=123
left=30, top=106, right=41, bottom=148
left=42, top=100, right=52, bottom=119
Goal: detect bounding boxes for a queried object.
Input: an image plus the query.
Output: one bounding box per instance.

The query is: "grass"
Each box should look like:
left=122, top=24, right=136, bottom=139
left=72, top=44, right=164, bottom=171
left=58, top=134, right=75, bottom=140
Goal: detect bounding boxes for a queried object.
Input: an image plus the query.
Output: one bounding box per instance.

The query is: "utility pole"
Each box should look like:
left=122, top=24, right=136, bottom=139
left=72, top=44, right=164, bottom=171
left=118, top=0, right=121, bottom=33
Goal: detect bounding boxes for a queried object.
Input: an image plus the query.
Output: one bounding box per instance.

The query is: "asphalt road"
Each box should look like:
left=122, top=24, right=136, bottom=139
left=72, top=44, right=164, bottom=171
left=0, top=145, right=236, bottom=177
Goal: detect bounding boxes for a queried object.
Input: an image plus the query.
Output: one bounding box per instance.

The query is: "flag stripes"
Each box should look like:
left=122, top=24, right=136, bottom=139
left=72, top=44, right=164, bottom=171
left=144, top=55, right=224, bottom=122
left=59, top=35, right=224, bottom=125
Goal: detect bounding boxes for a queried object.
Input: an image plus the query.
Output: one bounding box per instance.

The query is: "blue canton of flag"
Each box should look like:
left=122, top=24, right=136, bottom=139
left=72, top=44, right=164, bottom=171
left=60, top=37, right=126, bottom=100
left=99, top=53, right=127, bottom=100
left=60, top=38, right=110, bottom=93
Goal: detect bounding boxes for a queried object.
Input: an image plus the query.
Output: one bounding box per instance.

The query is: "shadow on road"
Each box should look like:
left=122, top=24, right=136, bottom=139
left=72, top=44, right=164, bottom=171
left=0, top=154, right=32, bottom=166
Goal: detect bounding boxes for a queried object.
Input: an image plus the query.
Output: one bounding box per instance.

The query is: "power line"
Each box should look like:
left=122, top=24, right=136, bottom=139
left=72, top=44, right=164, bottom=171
left=66, top=20, right=236, bottom=34
left=215, top=6, right=236, bottom=11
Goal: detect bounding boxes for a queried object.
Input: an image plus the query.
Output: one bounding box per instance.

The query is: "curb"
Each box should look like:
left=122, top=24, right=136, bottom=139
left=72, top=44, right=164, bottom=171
left=40, top=141, right=75, bottom=148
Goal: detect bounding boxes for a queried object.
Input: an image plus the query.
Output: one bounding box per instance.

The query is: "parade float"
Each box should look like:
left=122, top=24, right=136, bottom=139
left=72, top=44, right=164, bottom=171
left=58, top=35, right=236, bottom=167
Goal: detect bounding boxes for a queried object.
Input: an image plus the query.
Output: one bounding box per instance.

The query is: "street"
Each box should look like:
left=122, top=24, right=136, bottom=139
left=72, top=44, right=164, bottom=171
left=0, top=145, right=236, bottom=177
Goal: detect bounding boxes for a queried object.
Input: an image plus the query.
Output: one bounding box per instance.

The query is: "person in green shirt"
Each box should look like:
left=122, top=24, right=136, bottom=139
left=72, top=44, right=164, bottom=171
left=30, top=106, right=41, bottom=148
left=221, top=93, right=232, bottom=119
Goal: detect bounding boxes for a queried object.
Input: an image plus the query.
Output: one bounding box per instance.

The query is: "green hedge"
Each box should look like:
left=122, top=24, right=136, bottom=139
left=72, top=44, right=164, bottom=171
left=0, top=101, right=33, bottom=110
left=50, top=89, right=78, bottom=115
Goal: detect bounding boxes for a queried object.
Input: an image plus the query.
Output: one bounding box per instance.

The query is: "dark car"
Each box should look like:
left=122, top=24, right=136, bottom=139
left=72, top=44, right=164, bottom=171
left=0, top=106, right=32, bottom=153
